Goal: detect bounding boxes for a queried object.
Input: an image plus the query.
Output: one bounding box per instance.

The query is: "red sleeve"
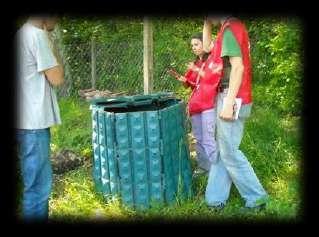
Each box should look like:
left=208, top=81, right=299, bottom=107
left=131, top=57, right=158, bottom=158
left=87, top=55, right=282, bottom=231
left=184, top=69, right=197, bottom=89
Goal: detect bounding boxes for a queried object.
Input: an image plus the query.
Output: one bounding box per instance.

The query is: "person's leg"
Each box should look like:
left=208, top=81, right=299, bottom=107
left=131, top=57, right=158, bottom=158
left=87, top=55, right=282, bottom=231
left=217, top=91, right=268, bottom=207
left=17, top=128, right=52, bottom=221
left=201, top=108, right=218, bottom=164
left=34, top=128, right=52, bottom=220
left=191, top=113, right=210, bottom=171
left=205, top=94, right=232, bottom=206
left=205, top=157, right=232, bottom=207
left=17, top=129, right=39, bottom=219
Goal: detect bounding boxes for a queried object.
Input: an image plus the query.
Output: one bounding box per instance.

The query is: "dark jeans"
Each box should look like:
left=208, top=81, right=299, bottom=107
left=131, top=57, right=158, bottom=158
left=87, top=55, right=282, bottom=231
left=16, top=128, right=52, bottom=221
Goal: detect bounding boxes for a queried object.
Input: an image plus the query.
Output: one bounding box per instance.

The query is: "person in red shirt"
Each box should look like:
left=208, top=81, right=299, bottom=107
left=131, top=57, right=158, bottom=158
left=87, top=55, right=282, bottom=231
left=169, top=33, right=220, bottom=175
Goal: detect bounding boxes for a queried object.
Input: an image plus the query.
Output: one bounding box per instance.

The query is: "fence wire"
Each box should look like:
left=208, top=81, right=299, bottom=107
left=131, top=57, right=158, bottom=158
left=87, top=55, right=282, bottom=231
left=52, top=30, right=190, bottom=97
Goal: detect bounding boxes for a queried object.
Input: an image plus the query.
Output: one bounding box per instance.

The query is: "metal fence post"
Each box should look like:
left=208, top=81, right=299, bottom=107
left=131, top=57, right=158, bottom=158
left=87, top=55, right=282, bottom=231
left=91, top=37, right=96, bottom=89
left=143, top=17, right=153, bottom=95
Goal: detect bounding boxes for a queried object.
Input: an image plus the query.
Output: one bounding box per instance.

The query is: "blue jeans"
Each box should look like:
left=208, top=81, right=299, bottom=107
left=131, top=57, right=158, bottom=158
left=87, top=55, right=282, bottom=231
left=191, top=108, right=218, bottom=171
left=16, top=128, right=52, bottom=221
left=205, top=91, right=268, bottom=207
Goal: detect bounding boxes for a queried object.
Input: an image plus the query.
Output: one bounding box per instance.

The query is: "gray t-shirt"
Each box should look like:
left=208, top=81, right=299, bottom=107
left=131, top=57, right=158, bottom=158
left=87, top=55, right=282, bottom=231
left=16, top=22, right=61, bottom=129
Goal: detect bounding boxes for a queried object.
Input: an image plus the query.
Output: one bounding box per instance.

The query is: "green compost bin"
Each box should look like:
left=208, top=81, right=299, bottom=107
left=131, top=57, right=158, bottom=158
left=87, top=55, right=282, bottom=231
left=90, top=92, right=193, bottom=209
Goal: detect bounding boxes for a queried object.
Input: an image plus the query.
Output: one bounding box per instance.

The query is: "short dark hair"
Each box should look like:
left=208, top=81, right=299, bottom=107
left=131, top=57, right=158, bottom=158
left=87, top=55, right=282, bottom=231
left=191, top=33, right=203, bottom=42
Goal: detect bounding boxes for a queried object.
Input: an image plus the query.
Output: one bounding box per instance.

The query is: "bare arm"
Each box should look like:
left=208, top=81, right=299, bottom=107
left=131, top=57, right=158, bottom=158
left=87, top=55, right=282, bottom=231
left=43, top=31, right=64, bottom=87
left=203, top=19, right=213, bottom=53
left=43, top=65, right=64, bottom=87
left=219, top=56, right=244, bottom=120
left=225, top=56, right=244, bottom=102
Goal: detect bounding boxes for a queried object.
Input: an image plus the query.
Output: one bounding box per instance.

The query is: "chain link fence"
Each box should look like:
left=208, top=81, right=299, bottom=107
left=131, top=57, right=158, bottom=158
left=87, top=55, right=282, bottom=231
left=52, top=28, right=189, bottom=97
left=57, top=39, right=144, bottom=97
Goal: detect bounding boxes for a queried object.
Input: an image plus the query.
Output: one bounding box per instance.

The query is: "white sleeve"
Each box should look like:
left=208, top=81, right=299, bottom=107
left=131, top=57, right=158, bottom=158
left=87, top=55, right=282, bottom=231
left=34, top=31, right=58, bottom=72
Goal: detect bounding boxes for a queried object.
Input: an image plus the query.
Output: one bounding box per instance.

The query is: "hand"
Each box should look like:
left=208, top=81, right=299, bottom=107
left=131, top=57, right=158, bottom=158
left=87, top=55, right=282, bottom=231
left=219, top=98, right=235, bottom=121
left=204, top=18, right=212, bottom=24
left=177, top=76, right=186, bottom=83
left=167, top=69, right=181, bottom=79
left=205, top=16, right=214, bottom=24
left=205, top=16, right=218, bottom=26
left=187, top=62, right=198, bottom=72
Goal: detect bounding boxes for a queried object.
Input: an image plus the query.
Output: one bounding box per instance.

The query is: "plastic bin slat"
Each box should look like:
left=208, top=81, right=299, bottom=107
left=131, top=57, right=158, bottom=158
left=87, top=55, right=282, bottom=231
left=99, top=145, right=111, bottom=194
left=129, top=112, right=149, bottom=208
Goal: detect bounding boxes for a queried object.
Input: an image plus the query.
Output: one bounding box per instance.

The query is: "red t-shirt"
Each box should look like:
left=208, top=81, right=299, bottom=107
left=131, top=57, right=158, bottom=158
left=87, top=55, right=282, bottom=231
left=184, top=54, right=222, bottom=115
left=183, top=59, right=205, bottom=89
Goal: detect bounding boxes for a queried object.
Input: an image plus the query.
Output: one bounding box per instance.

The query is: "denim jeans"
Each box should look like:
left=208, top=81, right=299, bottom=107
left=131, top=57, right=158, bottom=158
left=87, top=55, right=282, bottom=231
left=205, top=91, right=268, bottom=207
left=191, top=108, right=218, bottom=171
left=16, top=128, right=52, bottom=221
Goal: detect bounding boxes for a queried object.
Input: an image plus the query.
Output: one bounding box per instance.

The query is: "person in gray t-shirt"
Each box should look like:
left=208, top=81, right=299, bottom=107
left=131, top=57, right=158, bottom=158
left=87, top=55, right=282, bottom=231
left=15, top=16, right=64, bottom=221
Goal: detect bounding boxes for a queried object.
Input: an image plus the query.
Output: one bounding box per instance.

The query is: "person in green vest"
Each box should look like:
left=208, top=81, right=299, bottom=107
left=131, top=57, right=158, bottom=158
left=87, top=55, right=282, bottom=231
left=202, top=16, right=268, bottom=211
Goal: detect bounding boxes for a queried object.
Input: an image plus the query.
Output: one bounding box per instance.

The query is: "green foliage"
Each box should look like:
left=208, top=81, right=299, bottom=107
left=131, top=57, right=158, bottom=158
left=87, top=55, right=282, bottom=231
left=59, top=16, right=143, bottom=44
left=268, top=20, right=302, bottom=115
left=50, top=97, right=92, bottom=157
left=153, top=17, right=200, bottom=92
left=247, top=18, right=302, bottom=115
left=59, top=16, right=144, bottom=96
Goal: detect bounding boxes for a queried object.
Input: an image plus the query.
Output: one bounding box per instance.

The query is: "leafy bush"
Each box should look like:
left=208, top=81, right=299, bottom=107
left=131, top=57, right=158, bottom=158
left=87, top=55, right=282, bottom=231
left=248, top=18, right=302, bottom=115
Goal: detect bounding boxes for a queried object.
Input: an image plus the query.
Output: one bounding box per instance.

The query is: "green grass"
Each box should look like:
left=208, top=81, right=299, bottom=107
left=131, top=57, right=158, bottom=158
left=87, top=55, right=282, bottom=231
left=50, top=98, right=92, bottom=157
left=43, top=95, right=302, bottom=223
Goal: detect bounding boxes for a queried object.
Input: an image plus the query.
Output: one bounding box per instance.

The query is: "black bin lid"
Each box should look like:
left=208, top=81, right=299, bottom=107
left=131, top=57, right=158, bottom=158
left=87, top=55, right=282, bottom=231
left=89, top=92, right=175, bottom=109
